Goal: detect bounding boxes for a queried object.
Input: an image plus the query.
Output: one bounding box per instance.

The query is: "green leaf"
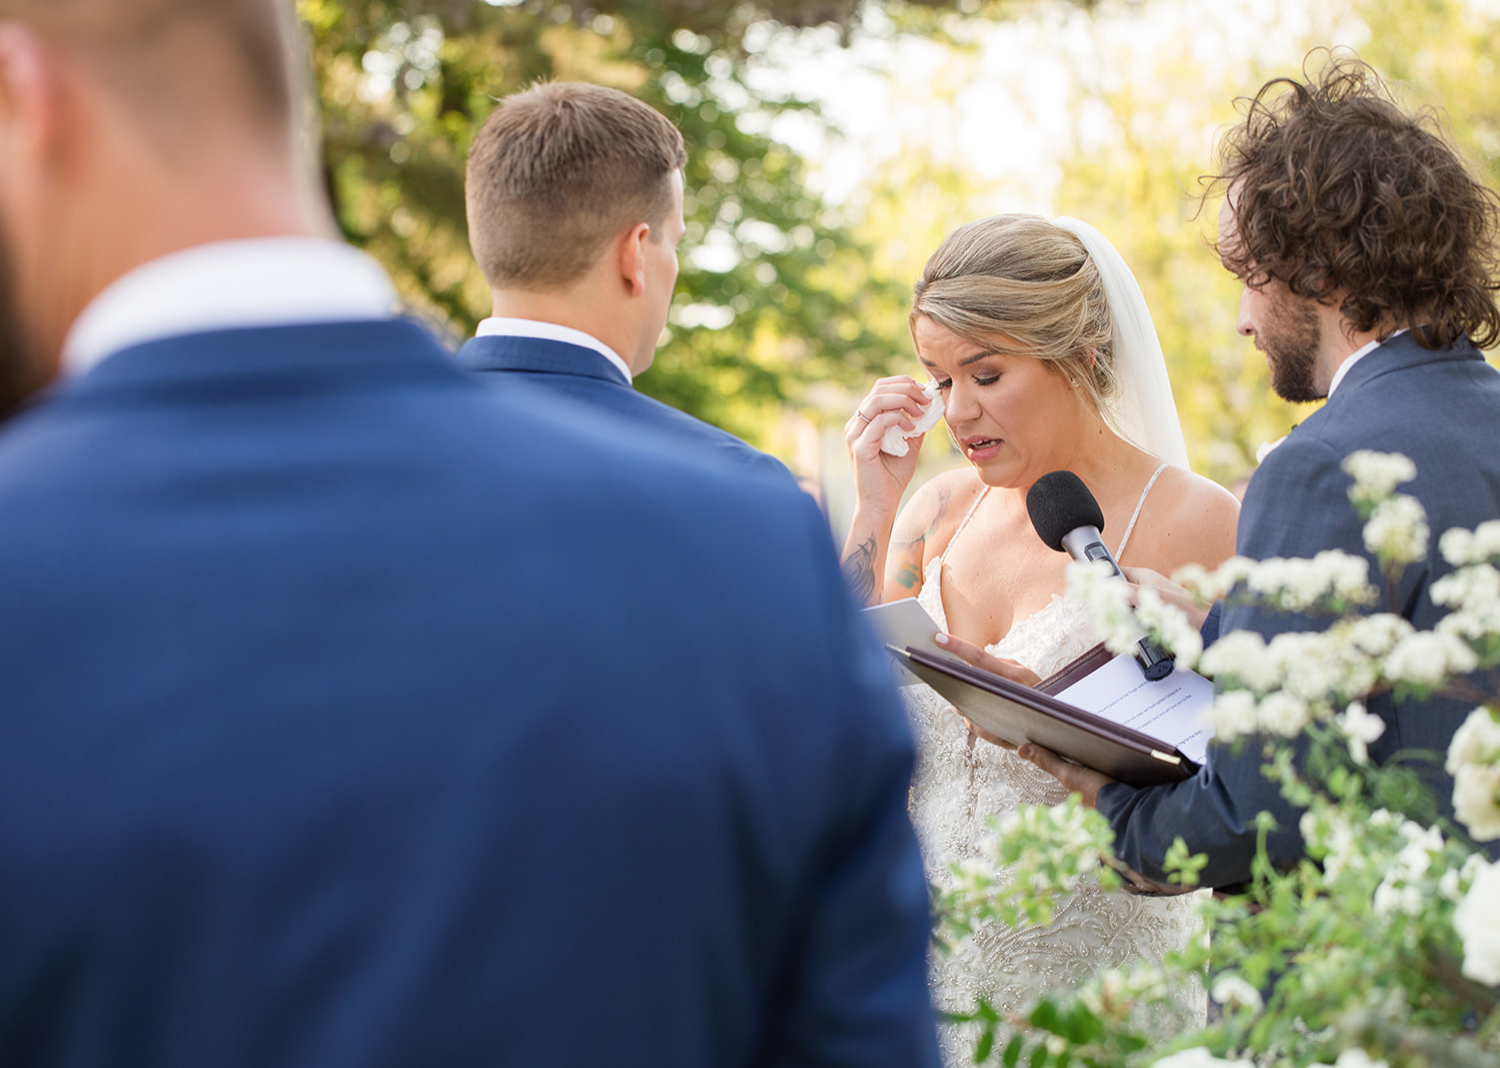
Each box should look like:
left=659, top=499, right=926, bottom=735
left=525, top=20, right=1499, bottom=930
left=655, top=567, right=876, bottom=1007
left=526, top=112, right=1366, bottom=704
left=1002, top=1036, right=1024, bottom=1068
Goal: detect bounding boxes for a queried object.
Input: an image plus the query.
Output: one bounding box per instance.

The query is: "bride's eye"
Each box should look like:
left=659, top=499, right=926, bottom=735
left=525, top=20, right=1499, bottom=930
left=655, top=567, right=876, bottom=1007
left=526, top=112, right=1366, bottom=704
left=934, top=378, right=953, bottom=391
left=973, top=374, right=1000, bottom=387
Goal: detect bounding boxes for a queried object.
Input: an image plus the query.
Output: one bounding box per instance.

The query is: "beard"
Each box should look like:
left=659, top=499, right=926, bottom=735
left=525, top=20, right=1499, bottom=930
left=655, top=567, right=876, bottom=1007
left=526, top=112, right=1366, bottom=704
left=1257, top=291, right=1325, bottom=403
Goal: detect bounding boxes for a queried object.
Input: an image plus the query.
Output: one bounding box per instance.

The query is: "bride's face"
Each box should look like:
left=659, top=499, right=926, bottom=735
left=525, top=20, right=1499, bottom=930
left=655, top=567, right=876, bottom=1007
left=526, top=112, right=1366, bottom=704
left=913, top=315, right=1083, bottom=488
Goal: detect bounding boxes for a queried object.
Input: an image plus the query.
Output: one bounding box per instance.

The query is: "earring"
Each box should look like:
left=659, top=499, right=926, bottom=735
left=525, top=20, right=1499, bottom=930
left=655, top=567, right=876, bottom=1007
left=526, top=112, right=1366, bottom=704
left=1069, top=379, right=1079, bottom=388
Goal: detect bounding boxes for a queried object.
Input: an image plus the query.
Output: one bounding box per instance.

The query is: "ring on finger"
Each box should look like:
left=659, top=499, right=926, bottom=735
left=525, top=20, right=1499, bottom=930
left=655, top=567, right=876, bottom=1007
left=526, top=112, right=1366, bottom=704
left=856, top=411, right=871, bottom=424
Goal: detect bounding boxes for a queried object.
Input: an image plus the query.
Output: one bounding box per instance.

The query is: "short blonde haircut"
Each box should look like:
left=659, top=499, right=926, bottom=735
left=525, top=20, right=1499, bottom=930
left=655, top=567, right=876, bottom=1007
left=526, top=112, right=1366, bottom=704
left=911, top=215, right=1120, bottom=419
left=466, top=82, right=687, bottom=290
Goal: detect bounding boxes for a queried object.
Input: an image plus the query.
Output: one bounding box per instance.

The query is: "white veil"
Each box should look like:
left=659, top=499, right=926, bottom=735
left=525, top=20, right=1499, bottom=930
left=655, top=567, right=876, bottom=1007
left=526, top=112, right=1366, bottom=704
left=1052, top=217, right=1190, bottom=470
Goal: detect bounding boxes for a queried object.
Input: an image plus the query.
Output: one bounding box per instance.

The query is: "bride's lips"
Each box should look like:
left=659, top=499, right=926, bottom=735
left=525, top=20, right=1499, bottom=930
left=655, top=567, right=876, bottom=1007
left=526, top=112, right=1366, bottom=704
left=961, top=435, right=1003, bottom=461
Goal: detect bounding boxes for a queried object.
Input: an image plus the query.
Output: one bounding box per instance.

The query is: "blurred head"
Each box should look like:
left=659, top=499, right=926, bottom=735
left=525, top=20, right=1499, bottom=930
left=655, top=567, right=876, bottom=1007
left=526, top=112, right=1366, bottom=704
left=0, top=0, right=318, bottom=392
left=1211, top=51, right=1500, bottom=352
left=911, top=214, right=1120, bottom=418
left=0, top=0, right=302, bottom=148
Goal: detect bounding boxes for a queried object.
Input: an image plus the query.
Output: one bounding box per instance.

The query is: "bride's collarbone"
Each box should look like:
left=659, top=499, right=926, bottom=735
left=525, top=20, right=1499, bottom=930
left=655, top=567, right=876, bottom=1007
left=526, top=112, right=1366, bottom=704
left=938, top=540, right=1069, bottom=645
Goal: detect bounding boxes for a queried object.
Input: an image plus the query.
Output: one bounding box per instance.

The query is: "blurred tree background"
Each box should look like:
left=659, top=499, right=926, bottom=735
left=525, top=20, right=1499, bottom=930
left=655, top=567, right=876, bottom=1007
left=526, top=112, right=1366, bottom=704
left=299, top=0, right=1500, bottom=513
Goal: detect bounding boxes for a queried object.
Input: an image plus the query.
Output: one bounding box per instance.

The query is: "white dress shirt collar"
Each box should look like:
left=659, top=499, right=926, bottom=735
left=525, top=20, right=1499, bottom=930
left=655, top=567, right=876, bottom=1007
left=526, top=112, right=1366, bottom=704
left=1327, top=328, right=1409, bottom=398
left=62, top=237, right=400, bottom=378
left=475, top=317, right=634, bottom=385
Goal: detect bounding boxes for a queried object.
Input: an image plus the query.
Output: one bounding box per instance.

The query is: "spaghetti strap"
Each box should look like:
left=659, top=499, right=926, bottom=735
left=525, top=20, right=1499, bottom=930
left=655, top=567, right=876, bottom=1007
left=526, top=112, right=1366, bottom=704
left=1115, top=462, right=1169, bottom=563
left=933, top=485, right=990, bottom=581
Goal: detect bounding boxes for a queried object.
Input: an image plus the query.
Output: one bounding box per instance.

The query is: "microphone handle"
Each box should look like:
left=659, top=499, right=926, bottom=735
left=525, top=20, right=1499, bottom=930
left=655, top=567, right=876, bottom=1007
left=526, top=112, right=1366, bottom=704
left=1059, top=526, right=1175, bottom=681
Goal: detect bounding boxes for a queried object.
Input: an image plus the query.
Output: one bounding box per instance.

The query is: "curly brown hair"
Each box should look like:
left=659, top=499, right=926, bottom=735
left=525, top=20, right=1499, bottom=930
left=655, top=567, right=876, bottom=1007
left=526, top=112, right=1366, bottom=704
left=1209, top=50, right=1500, bottom=350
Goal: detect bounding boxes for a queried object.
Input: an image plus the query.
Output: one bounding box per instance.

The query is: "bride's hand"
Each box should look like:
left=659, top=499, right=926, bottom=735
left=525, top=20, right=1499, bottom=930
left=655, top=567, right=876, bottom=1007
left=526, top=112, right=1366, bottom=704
left=932, top=632, right=1041, bottom=689
left=929, top=632, right=1043, bottom=749
left=845, top=376, right=933, bottom=519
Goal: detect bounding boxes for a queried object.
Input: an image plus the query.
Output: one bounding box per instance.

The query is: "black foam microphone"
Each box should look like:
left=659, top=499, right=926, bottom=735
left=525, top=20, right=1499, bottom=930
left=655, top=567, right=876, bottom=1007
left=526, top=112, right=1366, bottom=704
left=1026, top=470, right=1175, bottom=681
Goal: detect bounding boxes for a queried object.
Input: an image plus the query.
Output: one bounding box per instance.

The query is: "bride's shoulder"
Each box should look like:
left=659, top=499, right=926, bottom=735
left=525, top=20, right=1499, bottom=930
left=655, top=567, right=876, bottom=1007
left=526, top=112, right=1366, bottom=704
left=895, top=468, right=984, bottom=540
left=1133, top=464, right=1240, bottom=571
left=888, top=471, right=984, bottom=555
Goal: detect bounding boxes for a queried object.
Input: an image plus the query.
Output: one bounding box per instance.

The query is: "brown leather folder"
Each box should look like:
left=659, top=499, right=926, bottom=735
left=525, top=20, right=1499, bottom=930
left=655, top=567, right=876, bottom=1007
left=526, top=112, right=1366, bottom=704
left=896, top=645, right=1200, bottom=788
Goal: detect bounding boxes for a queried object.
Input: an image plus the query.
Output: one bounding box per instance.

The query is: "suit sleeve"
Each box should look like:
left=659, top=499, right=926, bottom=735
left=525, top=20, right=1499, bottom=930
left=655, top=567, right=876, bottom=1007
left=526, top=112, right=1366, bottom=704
left=769, top=498, right=941, bottom=1068
left=1098, top=434, right=1362, bottom=889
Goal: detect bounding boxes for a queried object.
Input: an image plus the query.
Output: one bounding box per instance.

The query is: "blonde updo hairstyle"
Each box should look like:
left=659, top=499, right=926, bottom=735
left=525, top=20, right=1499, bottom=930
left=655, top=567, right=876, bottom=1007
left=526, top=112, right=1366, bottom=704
left=910, top=214, right=1120, bottom=422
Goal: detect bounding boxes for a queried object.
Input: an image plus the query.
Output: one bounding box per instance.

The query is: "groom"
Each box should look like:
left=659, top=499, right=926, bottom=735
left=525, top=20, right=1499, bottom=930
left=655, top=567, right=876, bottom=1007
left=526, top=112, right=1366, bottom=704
left=457, top=81, right=793, bottom=486
left=1022, top=54, right=1500, bottom=886
left=0, top=3, right=937, bottom=1064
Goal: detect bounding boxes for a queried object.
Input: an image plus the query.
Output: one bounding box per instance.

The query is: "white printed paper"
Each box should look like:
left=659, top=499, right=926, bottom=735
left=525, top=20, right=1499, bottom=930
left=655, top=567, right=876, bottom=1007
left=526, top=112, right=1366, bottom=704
left=1056, top=653, right=1214, bottom=765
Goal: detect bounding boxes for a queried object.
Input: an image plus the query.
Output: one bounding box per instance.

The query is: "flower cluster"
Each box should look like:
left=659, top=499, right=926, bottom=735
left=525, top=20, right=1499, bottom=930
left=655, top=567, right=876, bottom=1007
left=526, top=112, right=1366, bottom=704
left=1345, top=451, right=1429, bottom=570
left=1446, top=706, right=1500, bottom=840
left=1454, top=859, right=1500, bottom=985
left=1344, top=449, right=1416, bottom=510
left=1064, top=559, right=1146, bottom=659
left=930, top=796, right=1119, bottom=940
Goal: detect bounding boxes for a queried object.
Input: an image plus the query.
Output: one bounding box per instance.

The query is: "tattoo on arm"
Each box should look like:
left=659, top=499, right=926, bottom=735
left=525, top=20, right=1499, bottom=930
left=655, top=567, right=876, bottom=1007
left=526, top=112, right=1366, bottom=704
left=888, top=484, right=953, bottom=594
left=928, top=485, right=951, bottom=536
left=842, top=536, right=878, bottom=605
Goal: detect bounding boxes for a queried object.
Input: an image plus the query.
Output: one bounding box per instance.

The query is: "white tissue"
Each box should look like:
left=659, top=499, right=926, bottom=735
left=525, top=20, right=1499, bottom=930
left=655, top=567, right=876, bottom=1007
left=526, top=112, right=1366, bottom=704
left=879, top=380, right=945, bottom=457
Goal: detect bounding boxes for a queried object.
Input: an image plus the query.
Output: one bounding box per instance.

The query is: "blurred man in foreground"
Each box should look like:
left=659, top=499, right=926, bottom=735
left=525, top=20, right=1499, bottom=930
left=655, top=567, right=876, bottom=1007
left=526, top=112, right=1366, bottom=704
left=0, top=2, right=938, bottom=1064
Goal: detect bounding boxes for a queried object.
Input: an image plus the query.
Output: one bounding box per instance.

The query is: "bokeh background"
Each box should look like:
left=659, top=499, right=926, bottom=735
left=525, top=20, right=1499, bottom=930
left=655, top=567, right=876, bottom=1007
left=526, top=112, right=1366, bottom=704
left=302, top=0, right=1500, bottom=533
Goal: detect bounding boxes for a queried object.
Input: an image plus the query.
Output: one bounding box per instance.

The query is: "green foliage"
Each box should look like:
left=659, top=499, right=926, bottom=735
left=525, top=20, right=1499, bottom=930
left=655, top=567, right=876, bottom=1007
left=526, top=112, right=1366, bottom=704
left=303, top=0, right=915, bottom=452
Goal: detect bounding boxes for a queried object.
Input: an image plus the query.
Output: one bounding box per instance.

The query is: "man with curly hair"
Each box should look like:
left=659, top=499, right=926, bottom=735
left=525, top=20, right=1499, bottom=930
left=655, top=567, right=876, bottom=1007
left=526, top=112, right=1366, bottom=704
left=1021, top=52, right=1500, bottom=888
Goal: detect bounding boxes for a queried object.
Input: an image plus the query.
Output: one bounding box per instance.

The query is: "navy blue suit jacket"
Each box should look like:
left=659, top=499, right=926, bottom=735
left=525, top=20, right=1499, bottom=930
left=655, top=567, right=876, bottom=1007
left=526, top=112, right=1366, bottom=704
left=1099, top=333, right=1500, bottom=888
left=457, top=334, right=796, bottom=487
left=0, top=320, right=937, bottom=1067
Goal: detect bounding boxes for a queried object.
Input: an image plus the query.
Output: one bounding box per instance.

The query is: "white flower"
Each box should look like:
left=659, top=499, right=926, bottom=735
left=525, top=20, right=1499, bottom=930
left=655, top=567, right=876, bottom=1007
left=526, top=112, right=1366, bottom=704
left=1383, top=631, right=1477, bottom=689
left=1438, top=853, right=1486, bottom=902
left=1373, top=823, right=1442, bottom=918
left=1336, top=702, right=1386, bottom=764
left=1200, top=631, right=1279, bottom=692
left=1134, top=584, right=1204, bottom=667
left=1151, top=1049, right=1253, bottom=1068
left=1454, top=860, right=1500, bottom=985
left=1347, top=614, right=1415, bottom=657
left=1242, top=551, right=1374, bottom=611
left=1373, top=879, right=1423, bottom=918
left=1447, top=707, right=1500, bottom=773
left=1203, top=691, right=1259, bottom=741
left=1332, top=1050, right=1389, bottom=1068
left=1066, top=559, right=1141, bottom=656
left=1439, top=520, right=1500, bottom=565
left=1452, top=763, right=1500, bottom=841
left=1362, top=494, right=1430, bottom=567
left=1344, top=450, right=1417, bottom=498
left=1447, top=708, right=1500, bottom=841
left=1273, top=630, right=1350, bottom=702
left=1257, top=692, right=1310, bottom=737
left=1302, top=804, right=1369, bottom=882
left=1210, top=974, right=1263, bottom=1011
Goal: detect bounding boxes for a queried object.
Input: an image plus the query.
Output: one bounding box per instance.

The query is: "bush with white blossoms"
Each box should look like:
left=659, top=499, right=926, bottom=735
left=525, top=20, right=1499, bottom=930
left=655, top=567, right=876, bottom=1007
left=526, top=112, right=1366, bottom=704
left=930, top=453, right=1500, bottom=1068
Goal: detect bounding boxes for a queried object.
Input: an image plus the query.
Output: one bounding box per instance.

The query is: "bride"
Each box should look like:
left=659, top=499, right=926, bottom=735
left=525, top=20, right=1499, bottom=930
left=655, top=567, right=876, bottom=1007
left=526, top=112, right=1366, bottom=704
left=842, top=214, right=1238, bottom=1060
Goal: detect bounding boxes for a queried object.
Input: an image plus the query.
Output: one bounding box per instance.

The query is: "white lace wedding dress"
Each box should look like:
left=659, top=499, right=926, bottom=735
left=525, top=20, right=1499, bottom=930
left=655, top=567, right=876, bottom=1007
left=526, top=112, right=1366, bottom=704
left=907, top=477, right=1205, bottom=1064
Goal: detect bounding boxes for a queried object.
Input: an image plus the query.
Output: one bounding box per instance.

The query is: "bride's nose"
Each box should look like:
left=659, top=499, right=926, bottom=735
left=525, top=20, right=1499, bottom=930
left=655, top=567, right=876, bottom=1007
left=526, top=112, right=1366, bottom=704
left=944, top=378, right=981, bottom=425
